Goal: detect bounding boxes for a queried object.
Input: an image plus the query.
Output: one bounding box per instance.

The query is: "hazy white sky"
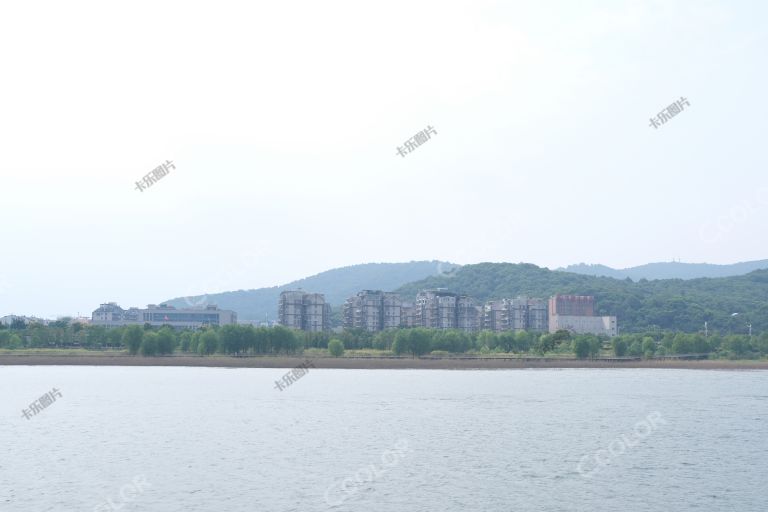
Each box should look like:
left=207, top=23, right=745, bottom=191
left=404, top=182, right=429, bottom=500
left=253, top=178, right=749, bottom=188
left=1, top=0, right=766, bottom=318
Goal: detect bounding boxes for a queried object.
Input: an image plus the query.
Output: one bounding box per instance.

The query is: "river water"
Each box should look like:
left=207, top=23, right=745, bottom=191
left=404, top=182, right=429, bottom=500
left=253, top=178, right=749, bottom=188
left=1, top=366, right=766, bottom=511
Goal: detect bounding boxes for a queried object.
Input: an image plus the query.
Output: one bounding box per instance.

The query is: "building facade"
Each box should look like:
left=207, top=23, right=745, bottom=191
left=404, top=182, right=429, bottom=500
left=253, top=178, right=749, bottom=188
left=278, top=290, right=331, bottom=332
left=414, top=289, right=480, bottom=332
left=343, top=290, right=402, bottom=332
left=509, top=297, right=548, bottom=331
left=91, top=302, right=237, bottom=329
left=548, top=295, right=595, bottom=317
left=482, top=297, right=549, bottom=332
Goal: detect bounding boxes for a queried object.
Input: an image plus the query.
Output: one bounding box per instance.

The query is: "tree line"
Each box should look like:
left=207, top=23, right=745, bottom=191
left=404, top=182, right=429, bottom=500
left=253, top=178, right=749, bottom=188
left=1, top=320, right=767, bottom=360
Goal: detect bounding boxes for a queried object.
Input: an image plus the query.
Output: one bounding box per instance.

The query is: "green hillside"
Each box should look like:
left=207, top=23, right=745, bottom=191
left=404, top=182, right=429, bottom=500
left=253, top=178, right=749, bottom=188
left=163, top=261, right=455, bottom=321
left=560, top=259, right=768, bottom=281
left=396, top=263, right=768, bottom=333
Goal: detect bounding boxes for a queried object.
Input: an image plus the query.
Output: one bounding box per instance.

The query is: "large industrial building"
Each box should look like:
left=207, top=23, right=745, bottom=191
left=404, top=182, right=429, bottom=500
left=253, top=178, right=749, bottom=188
left=548, top=294, right=617, bottom=337
left=91, top=302, right=237, bottom=329
left=278, top=290, right=332, bottom=332
left=549, top=314, right=618, bottom=337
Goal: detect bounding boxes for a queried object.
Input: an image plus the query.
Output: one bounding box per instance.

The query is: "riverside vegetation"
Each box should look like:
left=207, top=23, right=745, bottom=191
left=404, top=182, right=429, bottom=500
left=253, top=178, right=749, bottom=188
left=1, top=319, right=766, bottom=360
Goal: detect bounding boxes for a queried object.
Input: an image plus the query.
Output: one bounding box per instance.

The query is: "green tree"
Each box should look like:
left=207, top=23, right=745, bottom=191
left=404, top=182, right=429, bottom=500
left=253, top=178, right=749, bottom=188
left=409, top=328, right=432, bottom=357
left=122, top=325, right=143, bottom=356
left=269, top=326, right=300, bottom=354
left=179, top=331, right=193, bottom=352
left=572, top=338, right=590, bottom=359
left=392, top=329, right=411, bottom=356
left=588, top=337, right=602, bottom=358
left=372, top=330, right=396, bottom=351
left=535, top=334, right=556, bottom=354
left=722, top=335, right=750, bottom=358
left=328, top=339, right=345, bottom=357
left=220, top=325, right=246, bottom=355
left=198, top=330, right=219, bottom=356
left=8, top=334, right=22, bottom=349
left=612, top=338, right=628, bottom=357
left=514, top=331, right=533, bottom=352
left=140, top=332, right=159, bottom=356
left=156, top=327, right=176, bottom=355
left=641, top=337, right=656, bottom=358
left=477, top=330, right=497, bottom=351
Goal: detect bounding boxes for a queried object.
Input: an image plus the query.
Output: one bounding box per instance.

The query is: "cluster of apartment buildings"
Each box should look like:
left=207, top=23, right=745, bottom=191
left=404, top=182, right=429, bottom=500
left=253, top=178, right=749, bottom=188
left=277, top=289, right=617, bottom=337
left=86, top=291, right=617, bottom=337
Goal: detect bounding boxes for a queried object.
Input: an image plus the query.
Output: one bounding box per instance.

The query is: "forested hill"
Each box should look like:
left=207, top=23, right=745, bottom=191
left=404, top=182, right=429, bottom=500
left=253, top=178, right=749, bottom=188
left=395, top=263, right=768, bottom=333
left=559, top=259, right=768, bottom=281
left=163, top=261, right=455, bottom=321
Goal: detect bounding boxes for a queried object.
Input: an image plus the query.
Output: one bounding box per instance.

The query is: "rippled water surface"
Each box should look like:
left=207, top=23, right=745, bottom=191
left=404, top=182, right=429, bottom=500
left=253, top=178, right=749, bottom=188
left=2, top=367, right=767, bottom=511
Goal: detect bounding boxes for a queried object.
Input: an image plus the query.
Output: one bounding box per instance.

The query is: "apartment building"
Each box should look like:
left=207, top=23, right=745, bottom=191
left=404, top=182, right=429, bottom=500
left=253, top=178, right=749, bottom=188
left=278, top=290, right=331, bottom=332
left=482, top=297, right=548, bottom=332
left=343, top=290, right=404, bottom=332
left=414, top=289, right=480, bottom=332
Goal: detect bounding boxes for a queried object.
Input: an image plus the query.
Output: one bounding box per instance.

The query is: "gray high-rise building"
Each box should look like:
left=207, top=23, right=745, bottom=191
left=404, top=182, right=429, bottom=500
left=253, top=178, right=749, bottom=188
left=414, top=289, right=480, bottom=332
left=482, top=300, right=509, bottom=331
left=509, top=297, right=549, bottom=331
left=278, top=290, right=331, bottom=332
left=482, top=297, right=548, bottom=332
left=343, top=290, right=402, bottom=332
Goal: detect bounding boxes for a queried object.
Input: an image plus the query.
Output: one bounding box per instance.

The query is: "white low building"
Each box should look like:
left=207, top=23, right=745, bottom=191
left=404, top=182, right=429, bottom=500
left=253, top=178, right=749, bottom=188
left=549, top=314, right=617, bottom=337
left=91, top=302, right=237, bottom=329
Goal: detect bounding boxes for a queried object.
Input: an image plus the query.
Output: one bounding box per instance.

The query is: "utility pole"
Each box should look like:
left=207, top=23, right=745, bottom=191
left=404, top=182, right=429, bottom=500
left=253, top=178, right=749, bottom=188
left=704, top=321, right=708, bottom=338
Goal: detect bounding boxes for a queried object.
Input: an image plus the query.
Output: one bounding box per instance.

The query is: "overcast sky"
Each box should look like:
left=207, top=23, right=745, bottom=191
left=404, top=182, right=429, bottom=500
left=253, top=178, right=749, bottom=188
left=1, top=0, right=767, bottom=318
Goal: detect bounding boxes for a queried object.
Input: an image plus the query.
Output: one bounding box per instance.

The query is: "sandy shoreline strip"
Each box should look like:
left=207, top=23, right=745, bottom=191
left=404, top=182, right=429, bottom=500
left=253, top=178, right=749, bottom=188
left=1, top=355, right=767, bottom=370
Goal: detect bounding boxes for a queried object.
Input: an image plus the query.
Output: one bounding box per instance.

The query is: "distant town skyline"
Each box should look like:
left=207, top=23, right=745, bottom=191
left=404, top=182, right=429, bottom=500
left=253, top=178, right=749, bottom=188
left=1, top=1, right=767, bottom=318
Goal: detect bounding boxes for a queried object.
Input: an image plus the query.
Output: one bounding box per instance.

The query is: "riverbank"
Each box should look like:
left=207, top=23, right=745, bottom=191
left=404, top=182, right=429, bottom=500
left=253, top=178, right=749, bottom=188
left=1, top=354, right=766, bottom=369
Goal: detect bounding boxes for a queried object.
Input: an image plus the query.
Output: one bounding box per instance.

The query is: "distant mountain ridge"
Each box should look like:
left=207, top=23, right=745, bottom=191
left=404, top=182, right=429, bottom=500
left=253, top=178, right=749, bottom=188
left=163, top=261, right=455, bottom=321
left=559, top=259, right=768, bottom=281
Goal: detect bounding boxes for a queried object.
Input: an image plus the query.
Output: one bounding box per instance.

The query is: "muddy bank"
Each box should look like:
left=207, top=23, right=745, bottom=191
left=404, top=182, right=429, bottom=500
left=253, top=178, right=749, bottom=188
left=1, top=354, right=766, bottom=370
